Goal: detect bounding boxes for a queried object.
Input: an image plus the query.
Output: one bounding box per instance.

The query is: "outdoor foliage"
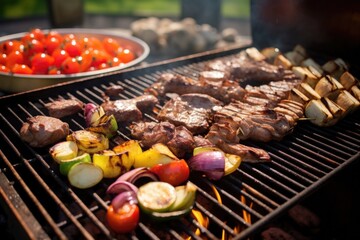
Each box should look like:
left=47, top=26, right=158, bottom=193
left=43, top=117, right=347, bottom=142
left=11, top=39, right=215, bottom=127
left=0, top=0, right=249, bottom=20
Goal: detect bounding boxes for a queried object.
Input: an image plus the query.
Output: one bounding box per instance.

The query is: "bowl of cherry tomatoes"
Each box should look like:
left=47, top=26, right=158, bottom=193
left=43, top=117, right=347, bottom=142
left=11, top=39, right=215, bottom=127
left=0, top=28, right=150, bottom=92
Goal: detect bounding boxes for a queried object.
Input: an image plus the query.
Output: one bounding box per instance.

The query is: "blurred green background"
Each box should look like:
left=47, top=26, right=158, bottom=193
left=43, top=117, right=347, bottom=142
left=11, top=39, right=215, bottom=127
left=0, top=0, right=250, bottom=20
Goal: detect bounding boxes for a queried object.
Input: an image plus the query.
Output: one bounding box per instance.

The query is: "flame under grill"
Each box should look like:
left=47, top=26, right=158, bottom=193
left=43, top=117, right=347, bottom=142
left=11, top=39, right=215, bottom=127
left=0, top=46, right=359, bottom=240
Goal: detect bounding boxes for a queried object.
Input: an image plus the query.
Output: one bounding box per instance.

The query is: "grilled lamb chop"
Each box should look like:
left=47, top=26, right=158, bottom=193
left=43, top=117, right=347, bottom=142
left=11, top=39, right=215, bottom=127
left=45, top=98, right=84, bottom=118
left=157, top=93, right=223, bottom=135
left=101, top=94, right=158, bottom=123
left=20, top=115, right=69, bottom=148
left=145, top=73, right=246, bottom=104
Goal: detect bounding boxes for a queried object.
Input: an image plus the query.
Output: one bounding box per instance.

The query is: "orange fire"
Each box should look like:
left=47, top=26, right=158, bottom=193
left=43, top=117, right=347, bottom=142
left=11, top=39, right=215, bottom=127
left=188, top=185, right=253, bottom=240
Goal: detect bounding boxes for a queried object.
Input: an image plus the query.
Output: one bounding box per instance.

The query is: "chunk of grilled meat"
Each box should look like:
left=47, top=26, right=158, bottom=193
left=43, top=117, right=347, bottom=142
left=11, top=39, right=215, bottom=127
left=20, top=115, right=69, bottom=148
left=130, top=121, right=175, bottom=148
left=145, top=73, right=246, bottom=104
left=243, top=79, right=302, bottom=108
left=101, top=94, right=158, bottom=123
left=167, top=125, right=195, bottom=158
left=130, top=121, right=195, bottom=158
left=157, top=93, right=223, bottom=135
left=208, top=99, right=304, bottom=143
left=130, top=120, right=270, bottom=163
left=205, top=50, right=298, bottom=85
left=45, top=98, right=84, bottom=118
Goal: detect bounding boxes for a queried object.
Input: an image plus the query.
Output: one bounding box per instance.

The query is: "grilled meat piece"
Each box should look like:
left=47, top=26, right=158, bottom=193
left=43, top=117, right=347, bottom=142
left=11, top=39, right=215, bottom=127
left=101, top=94, right=158, bottom=123
left=205, top=122, right=270, bottom=162
left=130, top=121, right=195, bottom=158
left=104, top=85, right=124, bottom=97
left=130, top=121, right=175, bottom=148
left=167, top=126, right=195, bottom=158
left=145, top=73, right=246, bottom=104
left=20, top=115, right=69, bottom=148
left=157, top=93, right=223, bottom=135
left=45, top=98, right=84, bottom=118
left=193, top=135, right=214, bottom=148
left=205, top=51, right=298, bottom=85
left=208, top=98, right=303, bottom=143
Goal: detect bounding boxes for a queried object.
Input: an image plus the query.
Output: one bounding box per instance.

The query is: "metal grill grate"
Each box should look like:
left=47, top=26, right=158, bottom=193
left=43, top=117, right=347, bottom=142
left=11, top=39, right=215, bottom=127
left=0, top=47, right=359, bottom=240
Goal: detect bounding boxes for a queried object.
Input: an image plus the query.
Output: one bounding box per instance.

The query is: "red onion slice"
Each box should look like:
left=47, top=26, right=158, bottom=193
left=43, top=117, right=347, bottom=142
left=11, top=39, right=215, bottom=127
left=188, top=151, right=225, bottom=180
left=117, top=167, right=159, bottom=184
left=111, top=191, right=138, bottom=211
left=106, top=180, right=138, bottom=195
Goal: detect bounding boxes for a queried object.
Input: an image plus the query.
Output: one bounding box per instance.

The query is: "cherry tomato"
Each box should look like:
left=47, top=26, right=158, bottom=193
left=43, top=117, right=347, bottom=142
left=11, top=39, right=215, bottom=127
left=78, top=51, right=92, bottom=72
left=31, top=53, right=54, bottom=74
left=1, top=40, right=23, bottom=54
left=103, top=37, right=120, bottom=56
left=48, top=67, right=61, bottom=75
left=0, top=64, right=10, bottom=73
left=64, top=39, right=82, bottom=57
left=63, top=33, right=76, bottom=43
left=61, top=57, right=80, bottom=74
left=150, top=159, right=190, bottom=186
left=106, top=203, right=139, bottom=234
left=52, top=49, right=70, bottom=68
left=29, top=28, right=45, bottom=41
left=6, top=51, right=24, bottom=69
left=46, top=31, right=63, bottom=42
left=44, top=36, right=61, bottom=55
left=11, top=64, right=33, bottom=74
left=80, top=37, right=103, bottom=51
left=91, top=49, right=110, bottom=68
left=117, top=48, right=135, bottom=63
left=0, top=53, right=7, bottom=65
left=23, top=39, right=44, bottom=59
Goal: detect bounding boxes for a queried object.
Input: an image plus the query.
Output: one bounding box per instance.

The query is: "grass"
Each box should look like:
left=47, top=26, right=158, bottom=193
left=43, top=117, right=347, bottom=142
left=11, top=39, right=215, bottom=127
left=0, top=0, right=250, bottom=20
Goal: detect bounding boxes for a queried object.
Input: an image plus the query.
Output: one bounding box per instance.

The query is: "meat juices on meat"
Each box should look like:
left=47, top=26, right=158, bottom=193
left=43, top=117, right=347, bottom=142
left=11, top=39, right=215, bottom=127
left=20, top=115, right=69, bottom=148
left=157, top=93, right=223, bottom=135
left=45, top=98, right=84, bottom=118
left=101, top=94, right=158, bottom=123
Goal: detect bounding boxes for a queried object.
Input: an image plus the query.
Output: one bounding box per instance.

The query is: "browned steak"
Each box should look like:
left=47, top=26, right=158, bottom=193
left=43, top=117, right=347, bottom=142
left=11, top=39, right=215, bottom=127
left=101, top=94, right=158, bottom=123
left=20, top=115, right=69, bottom=148
left=157, top=93, right=223, bottom=135
left=45, top=98, right=84, bottom=118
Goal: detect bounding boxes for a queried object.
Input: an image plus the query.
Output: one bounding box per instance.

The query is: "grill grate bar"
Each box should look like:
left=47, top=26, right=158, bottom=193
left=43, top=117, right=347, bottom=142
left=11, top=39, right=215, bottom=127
left=268, top=160, right=314, bottom=186
left=222, top=176, right=275, bottom=213
left=241, top=164, right=300, bottom=197
left=244, top=163, right=307, bottom=192
left=264, top=143, right=325, bottom=178
left=0, top=147, right=66, bottom=239
left=195, top=182, right=250, bottom=227
left=209, top=179, right=264, bottom=220
left=195, top=202, right=239, bottom=237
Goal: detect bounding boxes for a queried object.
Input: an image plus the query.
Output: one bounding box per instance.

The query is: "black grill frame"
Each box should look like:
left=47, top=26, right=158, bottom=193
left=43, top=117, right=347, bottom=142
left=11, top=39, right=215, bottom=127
left=0, top=45, right=359, bottom=240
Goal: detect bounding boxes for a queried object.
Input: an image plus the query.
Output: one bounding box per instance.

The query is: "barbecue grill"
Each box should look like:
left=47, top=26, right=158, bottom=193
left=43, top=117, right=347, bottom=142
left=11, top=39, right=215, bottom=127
left=1, top=1, right=360, bottom=239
